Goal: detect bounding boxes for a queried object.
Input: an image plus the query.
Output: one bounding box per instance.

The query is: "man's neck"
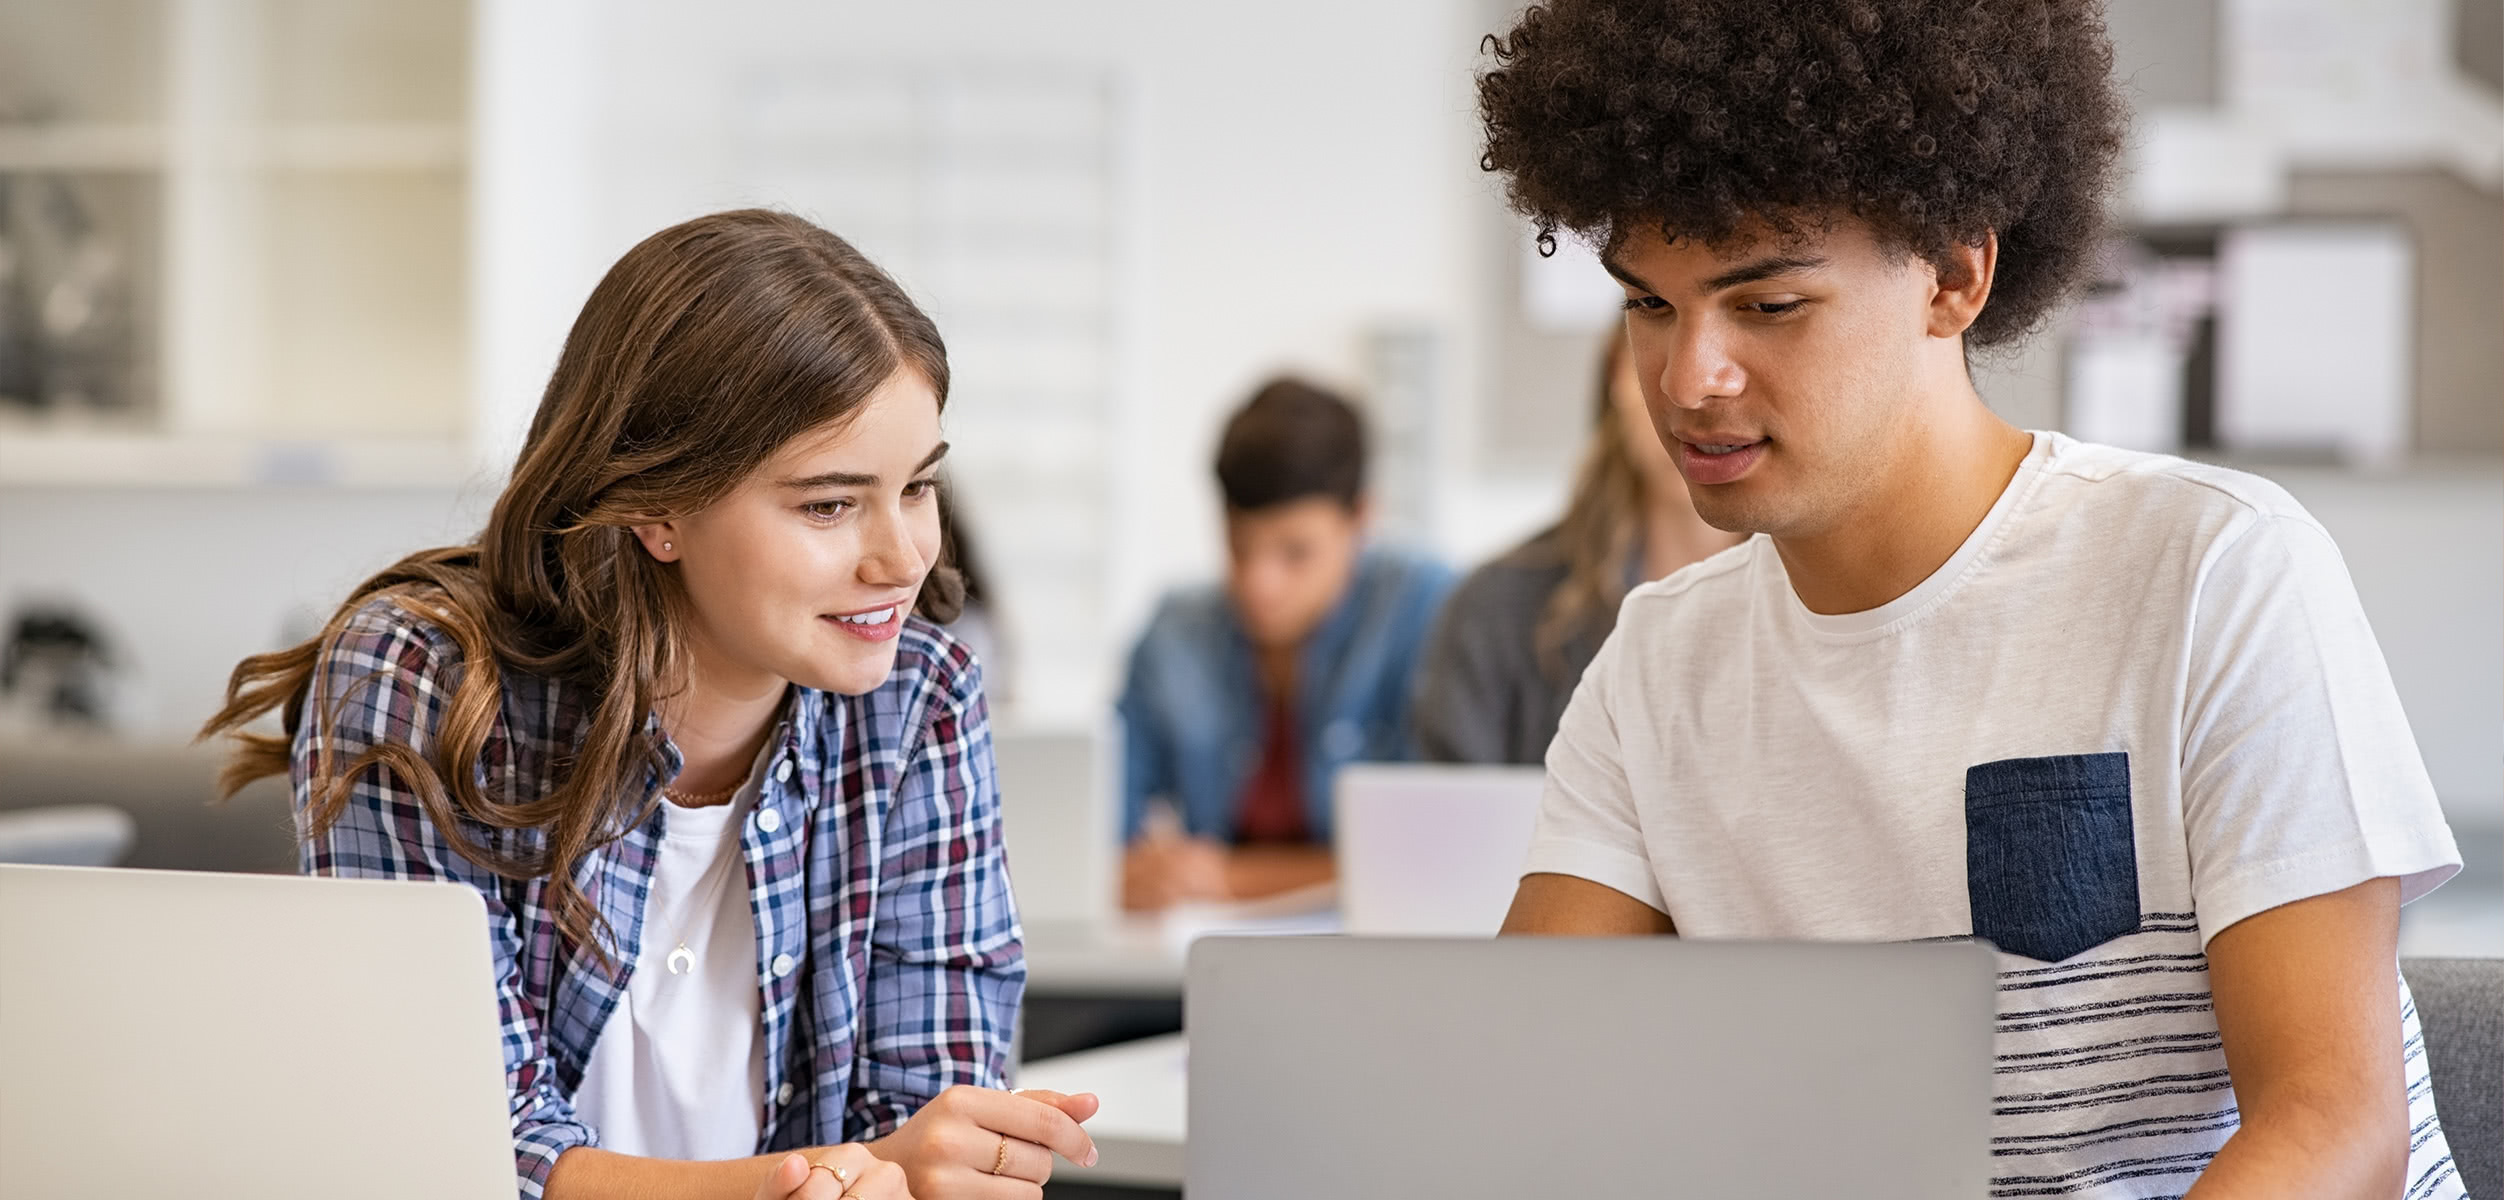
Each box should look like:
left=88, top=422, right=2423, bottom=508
left=1255, top=644, right=1299, bottom=703
left=1641, top=490, right=1747, bottom=581
left=1773, top=397, right=2033, bottom=616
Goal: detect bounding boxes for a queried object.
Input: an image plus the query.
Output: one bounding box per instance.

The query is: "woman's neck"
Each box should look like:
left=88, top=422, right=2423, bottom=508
left=658, top=657, right=787, bottom=804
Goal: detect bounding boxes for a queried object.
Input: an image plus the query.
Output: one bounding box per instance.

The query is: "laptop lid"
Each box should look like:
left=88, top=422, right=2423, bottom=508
left=0, top=865, right=515, bottom=1198
left=992, top=723, right=1119, bottom=926
left=1187, top=935, right=1996, bottom=1198
left=1333, top=763, right=1544, bottom=936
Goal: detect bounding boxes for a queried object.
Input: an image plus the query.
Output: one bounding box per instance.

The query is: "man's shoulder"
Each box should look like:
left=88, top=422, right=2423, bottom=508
left=1619, top=535, right=1768, bottom=623
left=1357, top=543, right=1457, bottom=607
left=1128, top=582, right=1236, bottom=669
left=2035, top=434, right=2316, bottom=534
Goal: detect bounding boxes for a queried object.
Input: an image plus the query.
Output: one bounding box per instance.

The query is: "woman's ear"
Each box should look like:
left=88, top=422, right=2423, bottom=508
left=1927, top=231, right=1999, bottom=340
left=630, top=522, right=682, bottom=563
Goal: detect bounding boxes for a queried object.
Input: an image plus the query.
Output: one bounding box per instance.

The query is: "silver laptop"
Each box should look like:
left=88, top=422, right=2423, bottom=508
left=992, top=722, right=1119, bottom=926
left=1333, top=763, right=1545, bottom=935
left=1188, top=936, right=1996, bottom=1198
left=0, top=865, right=514, bottom=1198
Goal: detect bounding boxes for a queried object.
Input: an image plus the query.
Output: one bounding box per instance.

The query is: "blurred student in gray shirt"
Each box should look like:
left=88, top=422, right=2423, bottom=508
left=1413, top=336, right=1742, bottom=764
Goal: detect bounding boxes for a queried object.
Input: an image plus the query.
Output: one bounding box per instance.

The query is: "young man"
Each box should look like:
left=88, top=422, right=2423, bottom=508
left=1478, top=3, right=2464, bottom=1197
left=1117, top=378, right=1452, bottom=911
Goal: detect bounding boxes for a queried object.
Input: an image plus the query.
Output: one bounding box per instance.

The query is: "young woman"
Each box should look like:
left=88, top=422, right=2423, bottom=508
left=204, top=210, right=1097, bottom=1200
left=1411, top=334, right=1743, bottom=764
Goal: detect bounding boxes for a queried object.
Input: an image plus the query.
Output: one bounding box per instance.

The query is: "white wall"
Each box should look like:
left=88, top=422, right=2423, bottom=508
left=472, top=0, right=1496, bottom=718
left=0, top=484, right=487, bottom=737
left=8, top=3, right=2494, bottom=822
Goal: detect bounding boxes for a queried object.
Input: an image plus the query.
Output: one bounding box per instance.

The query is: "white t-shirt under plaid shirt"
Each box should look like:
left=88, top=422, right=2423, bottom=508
left=296, top=595, right=1023, bottom=1197
left=1531, top=433, right=2466, bottom=1198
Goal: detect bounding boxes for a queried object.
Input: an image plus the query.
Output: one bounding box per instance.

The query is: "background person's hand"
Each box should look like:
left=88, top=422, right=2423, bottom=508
left=753, top=1144, right=910, bottom=1200
left=869, top=1085, right=1100, bottom=1197
left=1121, top=832, right=1230, bottom=910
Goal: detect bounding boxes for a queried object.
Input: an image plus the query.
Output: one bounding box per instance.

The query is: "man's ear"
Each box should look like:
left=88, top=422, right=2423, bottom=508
left=1927, top=231, right=1999, bottom=340
left=630, top=521, right=683, bottom=563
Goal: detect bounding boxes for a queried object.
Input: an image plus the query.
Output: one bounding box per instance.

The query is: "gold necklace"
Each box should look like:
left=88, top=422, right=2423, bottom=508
left=662, top=781, right=739, bottom=807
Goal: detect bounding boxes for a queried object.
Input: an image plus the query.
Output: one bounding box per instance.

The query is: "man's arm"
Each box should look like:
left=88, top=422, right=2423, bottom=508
left=2183, top=876, right=2407, bottom=1199
left=1500, top=872, right=1675, bottom=935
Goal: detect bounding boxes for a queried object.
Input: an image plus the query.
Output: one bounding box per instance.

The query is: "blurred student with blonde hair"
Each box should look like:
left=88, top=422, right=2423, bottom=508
left=1413, top=335, right=1742, bottom=764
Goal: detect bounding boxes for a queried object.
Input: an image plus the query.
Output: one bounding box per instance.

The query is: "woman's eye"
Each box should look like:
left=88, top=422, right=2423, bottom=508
left=903, top=478, right=940, bottom=500
left=802, top=500, right=850, bottom=521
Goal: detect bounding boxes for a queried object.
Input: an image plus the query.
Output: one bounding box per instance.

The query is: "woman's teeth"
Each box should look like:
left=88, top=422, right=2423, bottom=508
left=835, top=607, right=897, bottom=625
left=1696, top=443, right=1748, bottom=455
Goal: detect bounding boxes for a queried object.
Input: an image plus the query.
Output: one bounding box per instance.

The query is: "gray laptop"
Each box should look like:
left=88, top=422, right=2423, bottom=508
left=0, top=864, right=515, bottom=1198
left=1188, top=936, right=1997, bottom=1198
left=992, top=723, right=1119, bottom=926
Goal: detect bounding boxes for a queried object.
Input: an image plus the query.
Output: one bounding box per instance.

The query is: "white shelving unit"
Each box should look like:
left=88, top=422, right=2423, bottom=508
left=0, top=0, right=472, bottom=487
left=728, top=64, right=1137, bottom=722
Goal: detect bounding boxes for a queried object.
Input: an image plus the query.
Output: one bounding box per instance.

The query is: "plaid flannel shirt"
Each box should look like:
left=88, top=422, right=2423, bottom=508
left=294, top=594, right=1023, bottom=1197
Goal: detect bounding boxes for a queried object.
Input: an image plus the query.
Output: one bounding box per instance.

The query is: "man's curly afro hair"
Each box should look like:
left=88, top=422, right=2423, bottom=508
left=1478, top=0, right=2126, bottom=347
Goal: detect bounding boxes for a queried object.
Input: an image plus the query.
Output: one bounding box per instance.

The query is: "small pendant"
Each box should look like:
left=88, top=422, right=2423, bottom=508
left=667, top=942, right=695, bottom=975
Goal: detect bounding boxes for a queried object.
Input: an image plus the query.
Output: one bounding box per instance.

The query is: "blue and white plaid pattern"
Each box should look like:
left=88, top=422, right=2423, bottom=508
left=294, top=595, right=1023, bottom=1197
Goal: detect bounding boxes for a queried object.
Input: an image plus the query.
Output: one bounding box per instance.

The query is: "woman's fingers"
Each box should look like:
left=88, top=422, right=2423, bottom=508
left=849, top=1156, right=912, bottom=1199
left=984, top=1133, right=1056, bottom=1183
left=755, top=1152, right=815, bottom=1200
left=1012, top=1088, right=1102, bottom=1124
left=798, top=1144, right=903, bottom=1200
left=950, top=1086, right=1099, bottom=1166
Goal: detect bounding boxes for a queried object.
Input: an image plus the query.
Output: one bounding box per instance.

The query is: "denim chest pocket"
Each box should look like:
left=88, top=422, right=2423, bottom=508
left=1965, top=752, right=2141, bottom=963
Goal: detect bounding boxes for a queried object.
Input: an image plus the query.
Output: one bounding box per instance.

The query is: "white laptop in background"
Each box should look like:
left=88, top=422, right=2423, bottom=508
left=992, top=723, right=1119, bottom=926
left=1333, top=762, right=1545, bottom=935
left=1188, top=935, right=1998, bottom=1199
left=0, top=864, right=514, bottom=1199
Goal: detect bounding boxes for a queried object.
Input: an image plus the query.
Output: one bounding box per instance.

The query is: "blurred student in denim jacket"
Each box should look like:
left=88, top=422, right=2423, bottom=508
left=1116, top=379, right=1452, bottom=911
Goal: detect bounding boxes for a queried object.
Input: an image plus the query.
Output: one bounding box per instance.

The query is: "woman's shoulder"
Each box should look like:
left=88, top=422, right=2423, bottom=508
left=1357, top=542, right=1457, bottom=599
left=1457, top=526, right=1572, bottom=604
left=892, top=615, right=982, bottom=702
left=315, top=587, right=571, bottom=729
left=1418, top=532, right=1569, bottom=665
left=324, top=587, right=472, bottom=683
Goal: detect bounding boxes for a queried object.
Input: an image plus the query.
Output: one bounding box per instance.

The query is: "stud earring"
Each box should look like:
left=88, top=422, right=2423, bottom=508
left=661, top=541, right=673, bottom=553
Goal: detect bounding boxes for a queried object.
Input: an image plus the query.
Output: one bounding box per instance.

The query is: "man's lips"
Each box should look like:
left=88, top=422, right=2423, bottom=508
left=1675, top=436, right=1766, bottom=486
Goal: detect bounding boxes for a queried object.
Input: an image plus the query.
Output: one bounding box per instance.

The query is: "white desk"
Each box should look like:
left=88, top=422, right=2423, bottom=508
left=1017, top=1034, right=1188, bottom=1189
left=1021, top=887, right=1339, bottom=998
left=1019, top=919, right=1191, bottom=998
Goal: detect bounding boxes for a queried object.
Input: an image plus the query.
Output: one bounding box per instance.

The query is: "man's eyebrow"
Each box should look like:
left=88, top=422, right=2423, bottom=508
left=1600, top=254, right=1657, bottom=294
left=775, top=441, right=950, bottom=490
left=1700, top=254, right=1830, bottom=294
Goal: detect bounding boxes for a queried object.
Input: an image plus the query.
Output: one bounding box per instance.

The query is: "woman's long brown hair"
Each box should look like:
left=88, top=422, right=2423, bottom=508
left=1533, top=333, right=1646, bottom=680
left=200, top=209, right=958, bottom=959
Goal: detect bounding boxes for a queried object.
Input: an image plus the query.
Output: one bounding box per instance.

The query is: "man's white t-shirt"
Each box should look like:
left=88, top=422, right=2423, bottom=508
left=1532, top=432, right=2466, bottom=1198
left=573, top=744, right=773, bottom=1161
